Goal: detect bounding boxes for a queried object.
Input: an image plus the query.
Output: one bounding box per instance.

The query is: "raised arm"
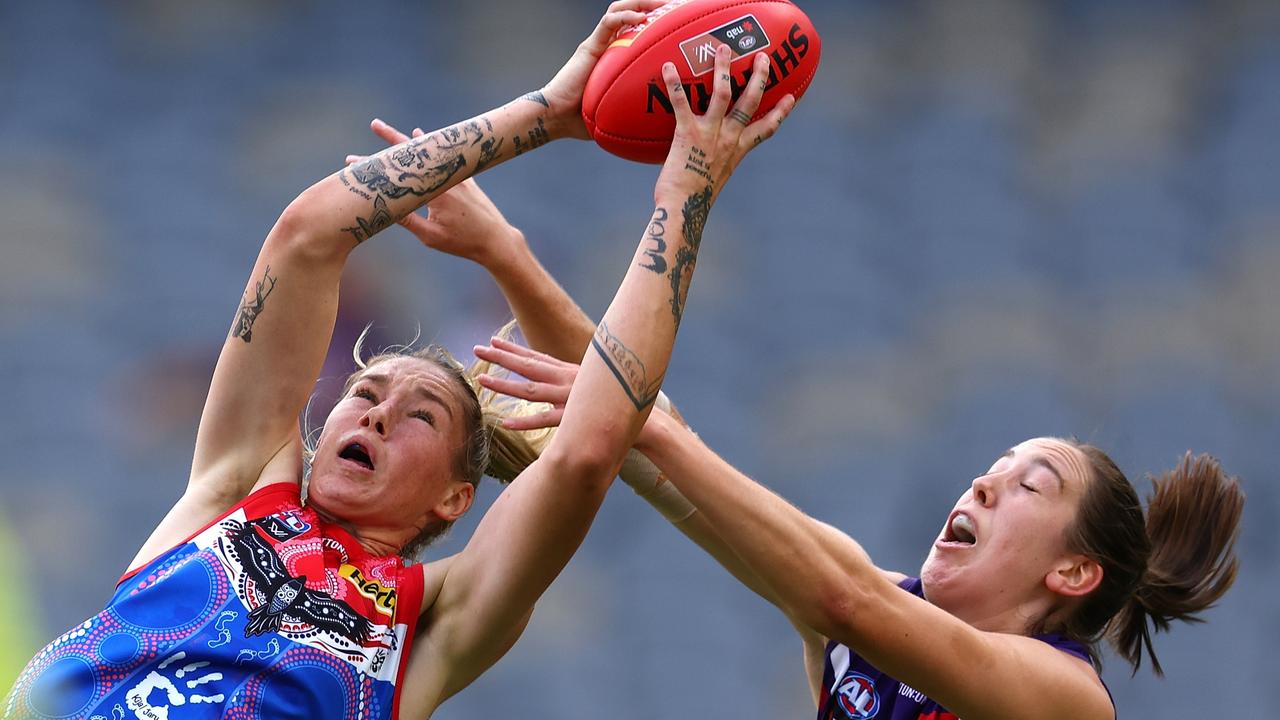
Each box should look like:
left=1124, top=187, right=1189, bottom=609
left=404, top=47, right=795, bottom=710
left=363, top=121, right=811, bottom=624
left=127, top=6, right=644, bottom=574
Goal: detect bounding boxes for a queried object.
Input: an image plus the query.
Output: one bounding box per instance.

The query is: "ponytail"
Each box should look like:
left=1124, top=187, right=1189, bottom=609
left=1061, top=443, right=1243, bottom=675
left=465, top=321, right=557, bottom=483
left=1106, top=453, right=1243, bottom=675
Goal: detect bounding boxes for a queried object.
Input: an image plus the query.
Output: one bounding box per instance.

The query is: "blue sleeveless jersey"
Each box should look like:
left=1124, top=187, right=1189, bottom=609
left=4, top=483, right=424, bottom=720
left=817, top=577, right=1107, bottom=720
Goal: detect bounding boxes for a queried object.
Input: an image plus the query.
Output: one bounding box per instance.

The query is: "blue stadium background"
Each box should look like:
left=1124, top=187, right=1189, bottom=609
left=1, top=0, right=1276, bottom=715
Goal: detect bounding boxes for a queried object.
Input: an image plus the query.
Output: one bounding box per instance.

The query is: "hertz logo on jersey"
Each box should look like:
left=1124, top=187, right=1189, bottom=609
left=340, top=564, right=397, bottom=617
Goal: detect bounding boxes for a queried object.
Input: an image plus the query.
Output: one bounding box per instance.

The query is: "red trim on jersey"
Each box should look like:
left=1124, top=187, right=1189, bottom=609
left=390, top=563, right=425, bottom=719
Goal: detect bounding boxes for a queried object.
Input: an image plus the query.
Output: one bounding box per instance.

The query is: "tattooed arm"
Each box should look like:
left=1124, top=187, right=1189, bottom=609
left=398, top=46, right=795, bottom=713
left=125, top=1, right=664, bottom=576
left=354, top=118, right=596, bottom=362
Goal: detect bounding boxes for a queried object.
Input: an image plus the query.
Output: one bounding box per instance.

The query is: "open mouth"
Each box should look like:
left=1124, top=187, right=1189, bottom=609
left=943, top=512, right=977, bottom=545
left=339, top=442, right=374, bottom=471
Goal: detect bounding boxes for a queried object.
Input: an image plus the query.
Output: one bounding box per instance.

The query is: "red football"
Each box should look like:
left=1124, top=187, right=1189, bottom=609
left=583, top=0, right=821, bottom=164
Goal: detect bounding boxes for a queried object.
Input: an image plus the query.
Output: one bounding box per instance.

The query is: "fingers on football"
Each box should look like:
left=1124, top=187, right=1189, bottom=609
left=743, top=93, right=795, bottom=149
left=590, top=3, right=647, bottom=50
left=705, top=44, right=734, bottom=122
left=661, top=62, right=693, bottom=124
left=730, top=52, right=772, bottom=127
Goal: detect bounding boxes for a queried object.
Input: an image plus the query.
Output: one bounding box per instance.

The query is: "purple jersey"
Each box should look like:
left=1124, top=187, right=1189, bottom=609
left=816, top=577, right=1108, bottom=720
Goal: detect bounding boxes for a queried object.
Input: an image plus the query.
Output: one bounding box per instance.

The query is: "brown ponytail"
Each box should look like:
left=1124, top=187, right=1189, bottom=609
left=1061, top=444, right=1244, bottom=675
left=1109, top=453, right=1243, bottom=674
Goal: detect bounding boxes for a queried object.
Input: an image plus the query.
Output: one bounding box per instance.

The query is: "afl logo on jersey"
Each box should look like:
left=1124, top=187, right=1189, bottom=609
left=835, top=672, right=881, bottom=718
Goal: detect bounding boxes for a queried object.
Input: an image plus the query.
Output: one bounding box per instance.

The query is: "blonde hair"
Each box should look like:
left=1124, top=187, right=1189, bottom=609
left=307, top=322, right=557, bottom=558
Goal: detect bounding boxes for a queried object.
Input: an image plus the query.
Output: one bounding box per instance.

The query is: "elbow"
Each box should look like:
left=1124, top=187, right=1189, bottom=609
left=539, top=440, right=622, bottom=493
left=802, top=574, right=877, bottom=643
left=267, top=192, right=351, bottom=266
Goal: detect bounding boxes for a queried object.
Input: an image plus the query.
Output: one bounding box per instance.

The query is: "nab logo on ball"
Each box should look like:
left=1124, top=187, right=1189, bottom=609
left=582, top=0, right=822, bottom=163
left=678, top=14, right=770, bottom=76
left=835, top=672, right=881, bottom=719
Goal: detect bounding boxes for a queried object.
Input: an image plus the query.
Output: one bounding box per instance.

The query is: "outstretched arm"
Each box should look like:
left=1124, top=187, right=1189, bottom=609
left=128, top=4, right=653, bottom=575
left=406, top=47, right=794, bottom=712
left=473, top=304, right=1109, bottom=718
left=632, top=414, right=1113, bottom=720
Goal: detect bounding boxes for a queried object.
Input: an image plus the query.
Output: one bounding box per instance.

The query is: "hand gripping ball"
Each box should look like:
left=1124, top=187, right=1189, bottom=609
left=583, top=0, right=822, bottom=163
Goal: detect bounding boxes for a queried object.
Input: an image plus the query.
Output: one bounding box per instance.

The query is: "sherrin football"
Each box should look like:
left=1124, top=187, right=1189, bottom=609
left=583, top=0, right=821, bottom=163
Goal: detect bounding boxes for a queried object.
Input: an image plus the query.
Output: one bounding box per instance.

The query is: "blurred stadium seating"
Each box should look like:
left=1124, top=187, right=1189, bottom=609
left=1, top=0, right=1275, bottom=714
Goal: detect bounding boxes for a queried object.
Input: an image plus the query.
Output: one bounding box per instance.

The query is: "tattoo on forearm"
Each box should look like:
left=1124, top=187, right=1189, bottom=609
left=638, top=207, right=669, bottom=274
left=342, top=194, right=393, bottom=243
left=683, top=146, right=714, bottom=184
left=339, top=171, right=373, bottom=200
left=591, top=321, right=664, bottom=411
left=521, top=90, right=550, bottom=107
left=667, top=185, right=713, bottom=326
left=346, top=119, right=500, bottom=200
left=231, top=265, right=278, bottom=343
left=512, top=117, right=550, bottom=156
left=475, top=135, right=505, bottom=172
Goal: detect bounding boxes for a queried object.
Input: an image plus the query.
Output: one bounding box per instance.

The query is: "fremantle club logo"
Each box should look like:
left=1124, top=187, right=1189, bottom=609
left=835, top=672, right=881, bottom=719
left=678, top=14, right=771, bottom=76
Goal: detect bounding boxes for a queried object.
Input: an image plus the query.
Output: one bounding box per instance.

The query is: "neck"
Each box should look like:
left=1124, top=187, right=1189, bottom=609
left=310, top=505, right=406, bottom=557
left=924, top=580, right=1055, bottom=636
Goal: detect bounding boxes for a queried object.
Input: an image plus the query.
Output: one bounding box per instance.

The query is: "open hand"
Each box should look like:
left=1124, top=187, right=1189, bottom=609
left=654, top=46, right=796, bottom=203
left=474, top=337, right=579, bottom=431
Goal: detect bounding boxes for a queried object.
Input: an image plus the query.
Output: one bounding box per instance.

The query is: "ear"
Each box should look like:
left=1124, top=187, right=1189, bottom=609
left=433, top=481, right=475, bottom=523
left=1045, top=555, right=1103, bottom=598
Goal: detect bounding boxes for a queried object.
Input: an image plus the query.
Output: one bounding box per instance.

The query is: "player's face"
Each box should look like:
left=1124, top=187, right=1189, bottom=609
left=920, top=438, right=1091, bottom=627
left=308, top=357, right=473, bottom=542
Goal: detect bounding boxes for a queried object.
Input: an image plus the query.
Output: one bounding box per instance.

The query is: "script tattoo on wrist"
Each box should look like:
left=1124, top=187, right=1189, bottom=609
left=231, top=265, right=278, bottom=343
left=339, top=171, right=373, bottom=200
left=683, top=146, right=714, bottom=184
left=638, top=207, right=669, bottom=274
left=512, top=117, right=550, bottom=156
left=342, top=194, right=393, bottom=244
left=591, top=321, right=664, bottom=411
left=667, top=185, right=712, bottom=326
left=521, top=90, right=550, bottom=107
